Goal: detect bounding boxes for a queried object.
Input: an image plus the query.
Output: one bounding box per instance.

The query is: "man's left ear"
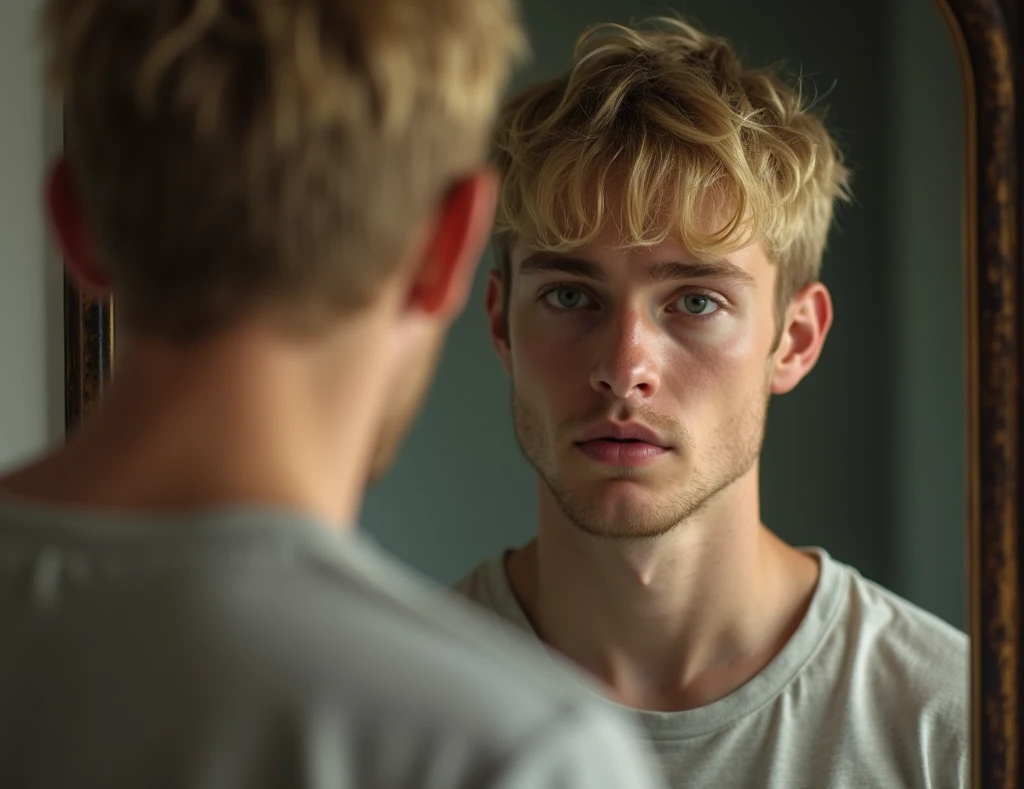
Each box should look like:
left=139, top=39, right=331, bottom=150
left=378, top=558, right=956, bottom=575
left=404, top=167, right=499, bottom=320
left=770, top=282, right=833, bottom=395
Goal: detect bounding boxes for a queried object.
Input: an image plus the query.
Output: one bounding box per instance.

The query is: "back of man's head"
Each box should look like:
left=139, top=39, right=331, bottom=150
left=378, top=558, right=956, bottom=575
left=43, top=0, right=526, bottom=339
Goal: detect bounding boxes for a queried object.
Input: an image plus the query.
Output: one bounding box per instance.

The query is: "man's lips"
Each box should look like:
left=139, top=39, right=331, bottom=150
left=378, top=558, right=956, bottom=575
left=574, top=421, right=671, bottom=448
left=573, top=422, right=672, bottom=467
left=575, top=439, right=670, bottom=466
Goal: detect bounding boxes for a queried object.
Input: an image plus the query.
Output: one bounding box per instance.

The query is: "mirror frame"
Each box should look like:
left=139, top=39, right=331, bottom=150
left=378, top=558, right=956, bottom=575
left=938, top=0, right=1021, bottom=785
left=61, top=1, right=1021, bottom=785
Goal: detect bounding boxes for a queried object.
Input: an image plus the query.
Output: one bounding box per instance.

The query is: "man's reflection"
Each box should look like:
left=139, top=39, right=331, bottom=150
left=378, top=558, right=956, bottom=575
left=457, top=16, right=968, bottom=788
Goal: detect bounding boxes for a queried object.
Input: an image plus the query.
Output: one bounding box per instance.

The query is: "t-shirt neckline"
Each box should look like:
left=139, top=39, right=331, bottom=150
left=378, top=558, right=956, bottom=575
left=475, top=545, right=847, bottom=740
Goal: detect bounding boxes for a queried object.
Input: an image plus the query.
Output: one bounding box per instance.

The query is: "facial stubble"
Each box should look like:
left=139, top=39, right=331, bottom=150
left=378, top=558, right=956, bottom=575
left=512, top=377, right=771, bottom=540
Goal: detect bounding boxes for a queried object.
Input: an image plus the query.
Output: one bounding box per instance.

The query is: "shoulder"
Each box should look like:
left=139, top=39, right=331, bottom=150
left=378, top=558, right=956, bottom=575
left=452, top=553, right=505, bottom=607
left=823, top=557, right=968, bottom=783
left=202, top=536, right=623, bottom=752
left=0, top=516, right=660, bottom=788
left=836, top=562, right=968, bottom=690
left=211, top=549, right=660, bottom=787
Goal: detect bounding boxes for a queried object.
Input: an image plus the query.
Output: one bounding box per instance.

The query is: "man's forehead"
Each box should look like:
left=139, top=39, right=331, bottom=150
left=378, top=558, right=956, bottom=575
left=509, top=236, right=769, bottom=285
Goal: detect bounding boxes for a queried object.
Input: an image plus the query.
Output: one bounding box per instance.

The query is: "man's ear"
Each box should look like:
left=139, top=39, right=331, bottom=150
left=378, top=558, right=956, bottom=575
left=46, top=157, right=110, bottom=295
left=405, top=167, right=498, bottom=320
left=770, top=282, right=833, bottom=395
left=485, top=269, right=512, bottom=375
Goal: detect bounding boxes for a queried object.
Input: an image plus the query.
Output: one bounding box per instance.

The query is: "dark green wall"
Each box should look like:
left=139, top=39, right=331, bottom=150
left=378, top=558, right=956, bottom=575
left=887, top=0, right=966, bottom=628
left=362, top=0, right=967, bottom=630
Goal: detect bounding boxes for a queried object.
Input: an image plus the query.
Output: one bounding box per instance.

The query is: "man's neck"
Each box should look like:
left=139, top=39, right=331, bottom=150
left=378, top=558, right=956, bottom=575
left=0, top=320, right=393, bottom=529
left=506, top=473, right=819, bottom=711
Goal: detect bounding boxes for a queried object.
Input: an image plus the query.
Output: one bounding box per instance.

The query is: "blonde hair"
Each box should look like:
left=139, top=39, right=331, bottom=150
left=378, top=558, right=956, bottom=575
left=43, top=0, right=527, bottom=338
left=493, top=16, right=851, bottom=318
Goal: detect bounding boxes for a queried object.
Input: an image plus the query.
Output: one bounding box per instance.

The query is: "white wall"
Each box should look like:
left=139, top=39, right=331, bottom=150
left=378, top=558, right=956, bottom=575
left=0, top=0, right=65, bottom=470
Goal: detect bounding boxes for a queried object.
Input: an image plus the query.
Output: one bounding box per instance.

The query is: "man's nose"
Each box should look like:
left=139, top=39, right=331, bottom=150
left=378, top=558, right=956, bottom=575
left=589, top=310, right=661, bottom=401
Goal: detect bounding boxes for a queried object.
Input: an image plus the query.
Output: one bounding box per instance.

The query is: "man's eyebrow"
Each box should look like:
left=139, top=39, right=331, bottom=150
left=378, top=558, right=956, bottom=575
left=645, top=259, right=756, bottom=287
left=518, top=254, right=609, bottom=282
left=516, top=254, right=756, bottom=287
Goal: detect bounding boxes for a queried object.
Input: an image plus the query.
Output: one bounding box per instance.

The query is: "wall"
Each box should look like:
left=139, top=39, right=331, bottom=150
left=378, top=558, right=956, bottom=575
left=888, top=0, right=967, bottom=627
left=0, top=0, right=65, bottom=471
left=363, top=0, right=968, bottom=629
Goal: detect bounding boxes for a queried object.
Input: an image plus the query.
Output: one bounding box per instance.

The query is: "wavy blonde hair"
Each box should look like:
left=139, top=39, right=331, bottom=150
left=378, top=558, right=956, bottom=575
left=493, top=16, right=851, bottom=320
left=43, top=0, right=526, bottom=338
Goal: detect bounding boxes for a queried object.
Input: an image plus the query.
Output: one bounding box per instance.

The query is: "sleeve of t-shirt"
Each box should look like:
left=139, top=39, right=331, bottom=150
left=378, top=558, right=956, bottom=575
left=489, top=705, right=667, bottom=789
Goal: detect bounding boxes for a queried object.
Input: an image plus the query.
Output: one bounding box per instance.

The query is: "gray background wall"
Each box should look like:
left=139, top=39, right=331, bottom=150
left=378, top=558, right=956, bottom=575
left=0, top=0, right=65, bottom=472
left=363, top=0, right=969, bottom=629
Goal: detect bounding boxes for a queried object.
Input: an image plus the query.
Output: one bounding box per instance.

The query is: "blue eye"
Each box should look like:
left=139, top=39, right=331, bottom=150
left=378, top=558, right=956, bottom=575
left=676, top=293, right=720, bottom=316
left=544, top=286, right=593, bottom=310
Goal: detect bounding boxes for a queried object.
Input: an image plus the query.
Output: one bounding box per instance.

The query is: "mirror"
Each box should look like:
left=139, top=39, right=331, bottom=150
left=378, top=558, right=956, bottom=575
left=369, top=0, right=969, bottom=629
left=64, top=0, right=1022, bottom=785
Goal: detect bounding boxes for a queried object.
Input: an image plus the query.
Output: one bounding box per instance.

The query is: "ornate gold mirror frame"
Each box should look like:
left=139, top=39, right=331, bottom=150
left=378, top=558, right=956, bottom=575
left=61, top=1, right=1023, bottom=784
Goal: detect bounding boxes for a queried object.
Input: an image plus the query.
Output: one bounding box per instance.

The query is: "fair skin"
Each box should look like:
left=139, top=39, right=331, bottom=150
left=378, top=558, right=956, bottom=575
left=0, top=157, right=498, bottom=527
left=486, top=219, right=832, bottom=711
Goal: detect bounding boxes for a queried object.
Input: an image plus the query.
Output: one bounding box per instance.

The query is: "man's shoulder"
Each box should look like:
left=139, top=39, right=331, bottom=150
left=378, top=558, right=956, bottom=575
left=217, top=535, right=611, bottom=723
left=838, top=561, right=968, bottom=663
left=0, top=516, right=663, bottom=787
left=0, top=507, right=605, bottom=734
left=450, top=552, right=538, bottom=639
left=201, top=542, right=658, bottom=784
left=451, top=555, right=498, bottom=604
left=827, top=557, right=968, bottom=719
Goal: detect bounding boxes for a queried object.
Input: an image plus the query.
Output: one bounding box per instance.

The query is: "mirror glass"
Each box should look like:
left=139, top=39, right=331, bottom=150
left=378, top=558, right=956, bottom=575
left=364, top=5, right=971, bottom=777
left=364, top=0, right=967, bottom=634
left=363, top=1, right=967, bottom=636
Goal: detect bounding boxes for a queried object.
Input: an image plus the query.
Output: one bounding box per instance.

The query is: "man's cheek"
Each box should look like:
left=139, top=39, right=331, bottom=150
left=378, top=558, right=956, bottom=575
left=515, top=328, right=581, bottom=383
left=662, top=354, right=753, bottom=420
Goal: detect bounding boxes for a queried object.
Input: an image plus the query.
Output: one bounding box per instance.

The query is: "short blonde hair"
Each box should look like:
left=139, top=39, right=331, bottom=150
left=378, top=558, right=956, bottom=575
left=493, top=16, right=851, bottom=317
left=43, top=0, right=527, bottom=339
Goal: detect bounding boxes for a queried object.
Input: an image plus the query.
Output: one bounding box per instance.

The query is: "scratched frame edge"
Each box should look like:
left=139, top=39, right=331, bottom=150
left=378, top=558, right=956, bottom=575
left=63, top=278, right=113, bottom=434
left=61, top=4, right=1020, bottom=787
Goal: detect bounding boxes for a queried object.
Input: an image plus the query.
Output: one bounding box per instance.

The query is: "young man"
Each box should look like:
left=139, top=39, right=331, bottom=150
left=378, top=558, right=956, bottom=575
left=457, top=16, right=968, bottom=788
left=0, top=3, right=666, bottom=788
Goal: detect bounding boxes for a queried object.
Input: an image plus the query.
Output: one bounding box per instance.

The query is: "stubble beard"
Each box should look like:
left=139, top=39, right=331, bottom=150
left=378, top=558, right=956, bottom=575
left=512, top=383, right=770, bottom=540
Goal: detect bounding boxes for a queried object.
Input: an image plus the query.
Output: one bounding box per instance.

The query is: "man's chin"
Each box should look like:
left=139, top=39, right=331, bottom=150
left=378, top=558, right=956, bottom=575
left=565, top=461, right=682, bottom=489
left=553, top=485, right=683, bottom=537
left=567, top=511, right=681, bottom=540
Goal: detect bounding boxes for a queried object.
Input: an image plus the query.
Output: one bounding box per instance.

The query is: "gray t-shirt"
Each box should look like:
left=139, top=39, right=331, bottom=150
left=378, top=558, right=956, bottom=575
left=0, top=498, right=665, bottom=789
left=455, top=548, right=968, bottom=788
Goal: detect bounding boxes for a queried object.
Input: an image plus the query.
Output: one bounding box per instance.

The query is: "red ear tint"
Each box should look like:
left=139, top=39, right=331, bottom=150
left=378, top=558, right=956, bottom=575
left=410, top=170, right=498, bottom=317
left=46, top=157, right=111, bottom=294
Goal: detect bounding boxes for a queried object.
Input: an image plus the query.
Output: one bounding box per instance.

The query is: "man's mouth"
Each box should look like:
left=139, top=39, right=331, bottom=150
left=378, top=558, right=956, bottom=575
left=574, top=421, right=670, bottom=448
left=575, top=432, right=672, bottom=467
